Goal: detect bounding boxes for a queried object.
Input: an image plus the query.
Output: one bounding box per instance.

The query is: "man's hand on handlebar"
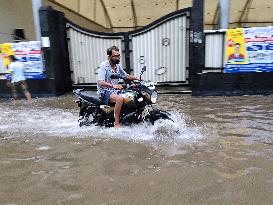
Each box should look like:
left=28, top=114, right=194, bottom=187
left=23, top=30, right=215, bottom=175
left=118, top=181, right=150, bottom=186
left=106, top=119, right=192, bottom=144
left=125, top=75, right=140, bottom=81
left=113, top=84, right=123, bottom=90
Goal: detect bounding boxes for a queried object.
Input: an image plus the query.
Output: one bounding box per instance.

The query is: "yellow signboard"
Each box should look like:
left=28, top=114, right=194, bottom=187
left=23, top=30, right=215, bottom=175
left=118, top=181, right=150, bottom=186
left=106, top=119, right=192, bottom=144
left=0, top=43, right=14, bottom=67
left=225, top=28, right=247, bottom=64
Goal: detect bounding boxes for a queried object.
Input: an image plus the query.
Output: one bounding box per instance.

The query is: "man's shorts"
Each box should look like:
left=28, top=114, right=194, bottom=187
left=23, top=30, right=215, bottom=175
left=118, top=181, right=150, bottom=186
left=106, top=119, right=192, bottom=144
left=11, top=80, right=29, bottom=93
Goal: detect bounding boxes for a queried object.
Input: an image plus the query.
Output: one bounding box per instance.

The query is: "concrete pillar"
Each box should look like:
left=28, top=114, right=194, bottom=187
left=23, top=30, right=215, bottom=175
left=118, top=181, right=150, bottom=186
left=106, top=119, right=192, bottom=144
left=39, top=6, right=72, bottom=94
left=190, top=0, right=205, bottom=75
left=32, top=0, right=42, bottom=40
left=219, top=0, right=230, bottom=29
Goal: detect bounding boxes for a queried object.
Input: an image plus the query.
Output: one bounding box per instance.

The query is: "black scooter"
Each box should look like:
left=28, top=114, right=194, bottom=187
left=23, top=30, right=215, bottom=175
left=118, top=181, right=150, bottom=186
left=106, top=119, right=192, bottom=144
left=74, top=66, right=171, bottom=127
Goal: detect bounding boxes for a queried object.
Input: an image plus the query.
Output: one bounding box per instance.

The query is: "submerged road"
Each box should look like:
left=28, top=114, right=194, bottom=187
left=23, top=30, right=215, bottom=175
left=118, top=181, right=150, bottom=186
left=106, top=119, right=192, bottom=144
left=0, top=94, right=273, bottom=205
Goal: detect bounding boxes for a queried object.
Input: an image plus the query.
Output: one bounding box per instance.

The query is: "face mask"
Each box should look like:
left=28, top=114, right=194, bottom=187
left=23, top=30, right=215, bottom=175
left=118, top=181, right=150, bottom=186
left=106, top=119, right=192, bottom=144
left=111, top=58, right=120, bottom=64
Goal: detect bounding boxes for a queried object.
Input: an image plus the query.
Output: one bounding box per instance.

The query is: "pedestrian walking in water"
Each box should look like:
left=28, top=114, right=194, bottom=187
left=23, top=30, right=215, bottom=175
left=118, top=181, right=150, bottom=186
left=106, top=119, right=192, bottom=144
left=8, top=55, right=32, bottom=102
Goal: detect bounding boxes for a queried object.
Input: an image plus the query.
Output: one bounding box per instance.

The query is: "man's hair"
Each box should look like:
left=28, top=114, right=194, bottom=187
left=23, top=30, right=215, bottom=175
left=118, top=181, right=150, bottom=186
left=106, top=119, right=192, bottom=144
left=235, top=43, right=241, bottom=46
left=107, top=46, right=119, bottom=56
left=9, top=55, right=16, bottom=62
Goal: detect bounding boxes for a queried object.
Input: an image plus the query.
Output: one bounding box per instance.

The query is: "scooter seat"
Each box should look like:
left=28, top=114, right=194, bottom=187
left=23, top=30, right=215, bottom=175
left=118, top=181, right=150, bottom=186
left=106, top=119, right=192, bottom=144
left=78, top=91, right=106, bottom=105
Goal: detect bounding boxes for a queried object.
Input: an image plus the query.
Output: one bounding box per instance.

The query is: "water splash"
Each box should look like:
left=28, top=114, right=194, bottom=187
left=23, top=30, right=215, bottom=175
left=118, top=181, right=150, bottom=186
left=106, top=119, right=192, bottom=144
left=0, top=104, right=204, bottom=145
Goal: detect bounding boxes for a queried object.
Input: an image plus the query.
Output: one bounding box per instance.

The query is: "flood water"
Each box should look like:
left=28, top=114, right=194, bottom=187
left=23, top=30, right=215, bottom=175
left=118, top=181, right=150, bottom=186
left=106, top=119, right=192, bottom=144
left=0, top=93, right=273, bottom=205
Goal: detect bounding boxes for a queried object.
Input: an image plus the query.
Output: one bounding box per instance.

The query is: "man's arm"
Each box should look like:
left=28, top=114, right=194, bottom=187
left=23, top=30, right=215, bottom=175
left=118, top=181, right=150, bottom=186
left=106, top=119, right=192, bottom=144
left=7, top=64, right=13, bottom=73
left=118, top=66, right=139, bottom=81
left=98, top=80, right=123, bottom=90
left=98, top=80, right=113, bottom=88
left=125, top=75, right=139, bottom=81
left=97, top=64, right=112, bottom=88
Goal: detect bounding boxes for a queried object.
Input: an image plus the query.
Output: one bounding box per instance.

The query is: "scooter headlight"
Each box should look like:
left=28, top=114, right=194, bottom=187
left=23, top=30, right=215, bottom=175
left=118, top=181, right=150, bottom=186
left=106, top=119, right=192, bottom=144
left=151, top=90, right=158, bottom=103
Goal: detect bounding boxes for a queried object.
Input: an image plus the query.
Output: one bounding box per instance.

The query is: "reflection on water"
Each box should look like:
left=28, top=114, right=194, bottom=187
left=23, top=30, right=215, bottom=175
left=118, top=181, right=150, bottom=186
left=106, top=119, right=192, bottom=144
left=0, top=94, right=273, bottom=204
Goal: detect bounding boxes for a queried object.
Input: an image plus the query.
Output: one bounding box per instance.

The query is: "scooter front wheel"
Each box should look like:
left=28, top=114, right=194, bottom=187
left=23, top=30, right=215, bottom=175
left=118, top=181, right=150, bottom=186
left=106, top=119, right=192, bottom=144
left=147, top=109, right=173, bottom=125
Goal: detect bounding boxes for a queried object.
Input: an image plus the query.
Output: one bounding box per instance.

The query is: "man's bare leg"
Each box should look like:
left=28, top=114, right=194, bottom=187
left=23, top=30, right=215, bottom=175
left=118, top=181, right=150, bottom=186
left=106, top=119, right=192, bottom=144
left=21, top=82, right=32, bottom=103
left=11, top=85, right=18, bottom=100
left=25, top=91, right=32, bottom=103
left=110, top=94, right=124, bottom=128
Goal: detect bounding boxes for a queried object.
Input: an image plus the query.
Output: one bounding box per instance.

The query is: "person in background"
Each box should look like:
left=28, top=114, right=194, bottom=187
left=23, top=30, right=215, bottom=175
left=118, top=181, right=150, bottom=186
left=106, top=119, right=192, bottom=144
left=97, top=46, right=138, bottom=128
left=8, top=55, right=32, bottom=102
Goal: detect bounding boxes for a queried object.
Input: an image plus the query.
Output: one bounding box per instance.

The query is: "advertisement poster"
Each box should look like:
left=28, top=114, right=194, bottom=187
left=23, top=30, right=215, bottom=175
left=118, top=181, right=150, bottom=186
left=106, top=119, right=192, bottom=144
left=0, top=43, right=14, bottom=67
left=0, top=55, right=4, bottom=74
left=224, top=26, right=273, bottom=73
left=0, top=41, right=45, bottom=79
left=226, top=28, right=247, bottom=64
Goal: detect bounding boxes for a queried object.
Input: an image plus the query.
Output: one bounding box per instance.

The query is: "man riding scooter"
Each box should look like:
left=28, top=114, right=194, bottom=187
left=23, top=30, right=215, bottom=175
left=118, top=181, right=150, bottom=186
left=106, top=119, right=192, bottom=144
left=97, top=46, right=139, bottom=128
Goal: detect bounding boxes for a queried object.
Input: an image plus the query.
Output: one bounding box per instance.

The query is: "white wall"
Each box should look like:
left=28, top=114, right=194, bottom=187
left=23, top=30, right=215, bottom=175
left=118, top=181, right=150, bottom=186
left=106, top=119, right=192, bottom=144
left=205, top=30, right=226, bottom=72
left=0, top=0, right=35, bottom=44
